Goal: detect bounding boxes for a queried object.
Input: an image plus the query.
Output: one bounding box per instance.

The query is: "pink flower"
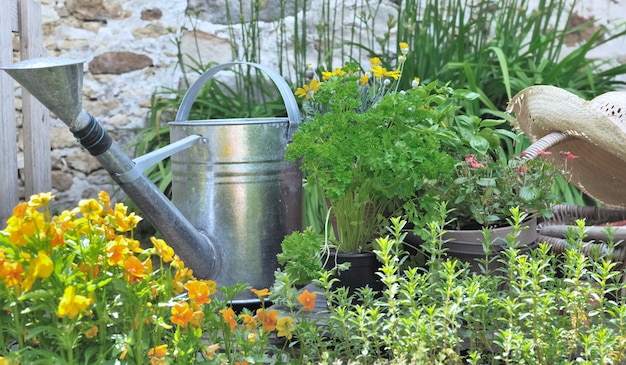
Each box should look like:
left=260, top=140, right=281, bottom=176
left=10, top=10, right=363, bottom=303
left=518, top=166, right=529, bottom=174
left=560, top=151, right=579, bottom=160
left=537, top=150, right=552, bottom=156
left=464, top=154, right=485, bottom=168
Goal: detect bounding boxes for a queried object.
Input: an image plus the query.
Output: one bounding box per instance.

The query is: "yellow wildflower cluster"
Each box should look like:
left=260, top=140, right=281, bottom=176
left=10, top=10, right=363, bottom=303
left=295, top=42, right=409, bottom=101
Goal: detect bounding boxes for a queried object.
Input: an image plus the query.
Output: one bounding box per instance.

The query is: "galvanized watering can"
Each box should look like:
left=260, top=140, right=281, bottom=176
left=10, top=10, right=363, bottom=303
left=2, top=59, right=302, bottom=303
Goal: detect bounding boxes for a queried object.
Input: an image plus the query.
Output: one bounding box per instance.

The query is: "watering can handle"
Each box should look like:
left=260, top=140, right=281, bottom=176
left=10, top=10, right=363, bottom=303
left=174, top=61, right=301, bottom=141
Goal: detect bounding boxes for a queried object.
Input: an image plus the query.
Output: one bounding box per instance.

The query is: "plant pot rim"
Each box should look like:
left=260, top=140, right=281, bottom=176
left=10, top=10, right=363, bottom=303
left=442, top=216, right=538, bottom=248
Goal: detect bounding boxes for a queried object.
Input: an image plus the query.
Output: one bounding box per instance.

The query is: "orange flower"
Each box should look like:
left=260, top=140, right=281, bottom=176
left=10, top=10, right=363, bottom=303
left=148, top=344, right=167, bottom=357
left=148, top=344, right=168, bottom=365
left=241, top=313, right=258, bottom=331
left=251, top=288, right=271, bottom=299
left=106, top=236, right=129, bottom=266
left=123, top=255, right=150, bottom=283
left=184, top=280, right=216, bottom=306
left=151, top=237, right=174, bottom=263
left=256, top=308, right=278, bottom=331
left=47, top=223, right=66, bottom=247
left=0, top=261, right=25, bottom=288
left=84, top=325, right=99, bottom=339
left=298, top=289, right=317, bottom=311
left=234, top=361, right=249, bottom=365
left=204, top=343, right=220, bottom=360
left=220, top=307, right=237, bottom=331
left=98, top=190, right=112, bottom=210
left=171, top=301, right=194, bottom=328
left=4, top=202, right=42, bottom=246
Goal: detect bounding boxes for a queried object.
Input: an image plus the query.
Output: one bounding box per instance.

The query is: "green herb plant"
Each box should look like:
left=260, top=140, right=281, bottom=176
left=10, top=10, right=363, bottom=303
left=287, top=53, right=461, bottom=253
left=276, top=228, right=325, bottom=286
left=281, top=213, right=626, bottom=364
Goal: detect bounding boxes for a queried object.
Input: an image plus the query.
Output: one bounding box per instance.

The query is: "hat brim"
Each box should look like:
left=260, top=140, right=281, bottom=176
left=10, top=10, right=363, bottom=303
left=507, top=85, right=626, bottom=208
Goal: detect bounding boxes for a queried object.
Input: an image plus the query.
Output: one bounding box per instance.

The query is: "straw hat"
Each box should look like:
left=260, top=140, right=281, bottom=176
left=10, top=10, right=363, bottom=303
left=506, top=85, right=626, bottom=208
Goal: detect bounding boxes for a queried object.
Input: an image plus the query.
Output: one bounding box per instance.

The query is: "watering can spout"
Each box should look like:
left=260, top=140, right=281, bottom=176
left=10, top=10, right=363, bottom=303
left=1, top=57, right=219, bottom=279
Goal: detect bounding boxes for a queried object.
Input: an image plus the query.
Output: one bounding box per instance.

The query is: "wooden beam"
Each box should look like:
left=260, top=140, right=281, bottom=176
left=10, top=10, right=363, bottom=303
left=0, top=0, right=19, bottom=224
left=11, top=0, right=19, bottom=32
left=19, top=0, right=51, bottom=198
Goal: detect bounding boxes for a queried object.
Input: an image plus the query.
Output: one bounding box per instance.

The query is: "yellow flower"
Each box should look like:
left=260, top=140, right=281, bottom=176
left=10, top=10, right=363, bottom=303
left=370, top=65, right=386, bottom=79
left=359, top=73, right=369, bottom=86
left=412, top=77, right=421, bottom=88
left=113, top=203, right=143, bottom=232
left=321, top=67, right=346, bottom=80
left=191, top=310, right=204, bottom=328
left=369, top=57, right=382, bottom=67
left=399, top=42, right=409, bottom=54
left=294, top=78, right=322, bottom=100
left=22, top=251, right=54, bottom=292
left=241, top=313, right=258, bottom=331
left=276, top=317, right=295, bottom=339
left=0, top=356, right=16, bottom=365
left=384, top=68, right=401, bottom=80
left=28, top=192, right=55, bottom=208
left=79, top=198, right=103, bottom=220
left=220, top=307, right=237, bottom=331
left=151, top=237, right=174, bottom=263
left=32, top=251, right=53, bottom=278
left=98, top=191, right=112, bottom=212
left=57, top=286, right=92, bottom=318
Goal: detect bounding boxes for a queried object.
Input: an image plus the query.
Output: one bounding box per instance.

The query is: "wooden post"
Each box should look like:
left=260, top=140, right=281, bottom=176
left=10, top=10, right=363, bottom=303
left=19, top=0, right=51, bottom=201
left=0, top=0, right=19, bottom=224
left=0, top=0, right=50, bottom=225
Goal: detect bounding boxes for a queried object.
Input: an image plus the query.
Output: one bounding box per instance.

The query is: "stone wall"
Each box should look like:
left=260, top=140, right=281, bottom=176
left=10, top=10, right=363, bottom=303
left=10, top=0, right=626, bottom=211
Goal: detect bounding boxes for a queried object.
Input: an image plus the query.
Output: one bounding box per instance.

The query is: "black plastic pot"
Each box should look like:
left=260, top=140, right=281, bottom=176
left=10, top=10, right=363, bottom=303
left=323, top=250, right=383, bottom=296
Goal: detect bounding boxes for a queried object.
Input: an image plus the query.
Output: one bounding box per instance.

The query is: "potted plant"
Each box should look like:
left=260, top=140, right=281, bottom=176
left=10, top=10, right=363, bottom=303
left=286, top=44, right=495, bottom=290
left=417, top=146, right=564, bottom=272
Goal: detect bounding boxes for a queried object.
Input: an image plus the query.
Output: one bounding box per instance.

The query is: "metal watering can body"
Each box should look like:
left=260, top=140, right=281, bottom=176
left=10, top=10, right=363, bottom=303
left=2, top=59, right=302, bottom=303
left=169, top=63, right=302, bottom=301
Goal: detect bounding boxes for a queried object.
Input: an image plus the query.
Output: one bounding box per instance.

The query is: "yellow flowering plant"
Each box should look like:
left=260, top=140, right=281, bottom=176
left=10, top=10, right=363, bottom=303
left=0, top=192, right=307, bottom=364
